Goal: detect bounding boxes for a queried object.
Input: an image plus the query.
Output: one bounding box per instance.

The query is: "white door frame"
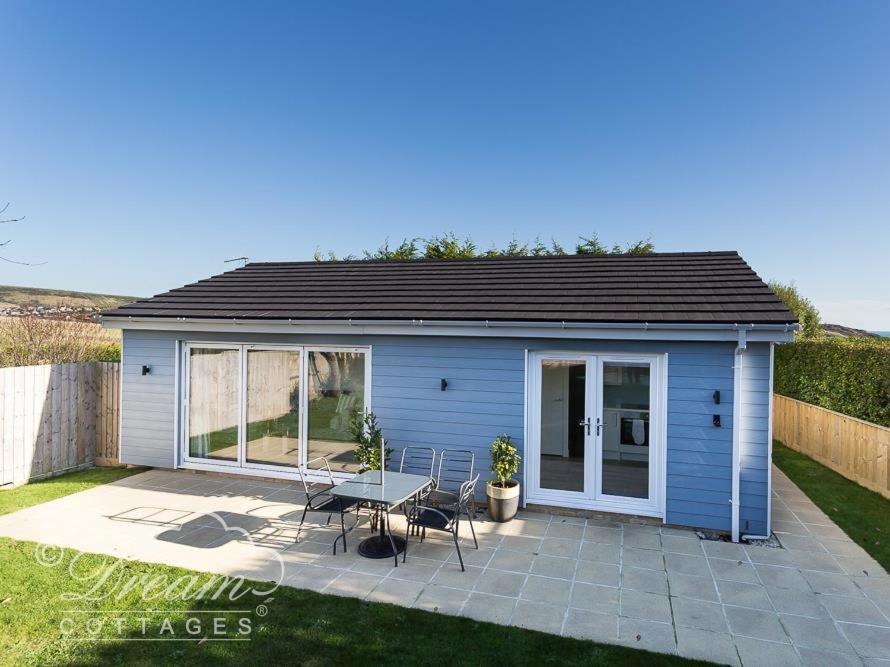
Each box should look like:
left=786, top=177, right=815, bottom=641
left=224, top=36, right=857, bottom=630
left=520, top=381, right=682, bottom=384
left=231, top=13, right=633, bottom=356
left=179, top=341, right=371, bottom=483
left=525, top=350, right=667, bottom=519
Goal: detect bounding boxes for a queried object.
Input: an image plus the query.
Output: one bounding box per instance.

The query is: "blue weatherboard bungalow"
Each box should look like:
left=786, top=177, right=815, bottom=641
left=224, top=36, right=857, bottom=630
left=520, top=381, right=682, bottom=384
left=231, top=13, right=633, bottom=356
left=102, top=251, right=796, bottom=542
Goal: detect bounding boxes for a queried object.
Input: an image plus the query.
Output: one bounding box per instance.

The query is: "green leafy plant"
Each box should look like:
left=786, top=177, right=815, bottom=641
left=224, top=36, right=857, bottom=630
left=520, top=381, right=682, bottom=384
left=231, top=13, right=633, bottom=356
left=489, top=434, right=521, bottom=487
left=768, top=281, right=822, bottom=339
left=349, top=410, right=392, bottom=472
left=315, top=232, right=653, bottom=262
left=775, top=337, right=890, bottom=427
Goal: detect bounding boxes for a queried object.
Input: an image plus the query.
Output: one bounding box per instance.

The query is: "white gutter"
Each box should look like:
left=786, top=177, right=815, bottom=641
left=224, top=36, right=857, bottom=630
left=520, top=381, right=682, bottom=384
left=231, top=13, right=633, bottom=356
left=731, top=327, right=746, bottom=542
left=102, top=315, right=796, bottom=331
left=101, top=315, right=797, bottom=342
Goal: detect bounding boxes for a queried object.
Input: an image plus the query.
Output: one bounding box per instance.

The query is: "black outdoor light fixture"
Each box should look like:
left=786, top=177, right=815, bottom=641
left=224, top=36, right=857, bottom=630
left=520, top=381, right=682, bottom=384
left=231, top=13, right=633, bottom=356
left=713, top=390, right=721, bottom=405
left=440, top=378, right=448, bottom=391
left=142, top=365, right=152, bottom=376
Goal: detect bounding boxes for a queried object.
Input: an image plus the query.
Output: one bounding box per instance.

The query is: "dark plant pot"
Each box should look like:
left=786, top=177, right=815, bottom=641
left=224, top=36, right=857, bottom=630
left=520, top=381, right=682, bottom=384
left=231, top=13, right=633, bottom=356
left=486, top=480, right=520, bottom=522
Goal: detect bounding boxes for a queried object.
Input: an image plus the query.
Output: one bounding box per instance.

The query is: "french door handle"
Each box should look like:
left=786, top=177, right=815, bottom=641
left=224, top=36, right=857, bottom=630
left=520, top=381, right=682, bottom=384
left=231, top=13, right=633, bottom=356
left=579, top=417, right=602, bottom=436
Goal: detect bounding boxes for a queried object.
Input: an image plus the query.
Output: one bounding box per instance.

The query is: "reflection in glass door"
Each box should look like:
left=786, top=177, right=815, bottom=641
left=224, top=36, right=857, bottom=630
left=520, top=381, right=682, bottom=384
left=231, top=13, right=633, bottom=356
left=187, top=347, right=240, bottom=462
left=183, top=344, right=369, bottom=478
left=600, top=361, right=651, bottom=499
left=245, top=349, right=301, bottom=468
left=307, top=350, right=366, bottom=472
left=539, top=358, right=590, bottom=494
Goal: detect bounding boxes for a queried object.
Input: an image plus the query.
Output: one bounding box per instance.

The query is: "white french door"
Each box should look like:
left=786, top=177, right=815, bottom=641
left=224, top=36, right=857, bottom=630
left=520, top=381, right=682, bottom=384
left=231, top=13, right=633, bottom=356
left=526, top=352, right=665, bottom=518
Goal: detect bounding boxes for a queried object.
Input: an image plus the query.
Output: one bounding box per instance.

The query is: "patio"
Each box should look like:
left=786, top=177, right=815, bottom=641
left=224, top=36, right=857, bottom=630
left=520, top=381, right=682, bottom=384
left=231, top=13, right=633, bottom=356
left=1, top=466, right=888, bottom=666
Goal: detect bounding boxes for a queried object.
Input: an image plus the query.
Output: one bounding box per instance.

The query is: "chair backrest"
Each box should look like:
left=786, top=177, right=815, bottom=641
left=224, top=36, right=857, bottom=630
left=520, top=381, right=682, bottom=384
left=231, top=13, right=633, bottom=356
left=457, top=474, right=480, bottom=512
left=399, top=446, right=436, bottom=478
left=296, top=456, right=335, bottom=496
left=436, top=449, right=475, bottom=493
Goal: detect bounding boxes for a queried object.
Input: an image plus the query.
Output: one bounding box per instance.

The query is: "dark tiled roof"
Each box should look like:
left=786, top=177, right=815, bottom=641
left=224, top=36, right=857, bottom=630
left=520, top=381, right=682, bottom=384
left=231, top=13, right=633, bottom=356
left=103, top=251, right=796, bottom=325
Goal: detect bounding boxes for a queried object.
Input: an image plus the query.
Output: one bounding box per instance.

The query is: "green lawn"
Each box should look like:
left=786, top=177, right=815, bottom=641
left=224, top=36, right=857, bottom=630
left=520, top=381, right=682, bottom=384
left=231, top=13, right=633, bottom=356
left=773, top=440, right=890, bottom=571
left=0, top=467, right=705, bottom=666
left=0, top=537, right=707, bottom=666
left=0, top=467, right=146, bottom=517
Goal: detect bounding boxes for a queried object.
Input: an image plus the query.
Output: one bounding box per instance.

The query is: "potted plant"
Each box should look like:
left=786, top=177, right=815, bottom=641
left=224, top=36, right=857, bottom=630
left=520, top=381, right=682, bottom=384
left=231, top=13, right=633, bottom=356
left=487, top=434, right=521, bottom=522
left=349, top=410, right=392, bottom=472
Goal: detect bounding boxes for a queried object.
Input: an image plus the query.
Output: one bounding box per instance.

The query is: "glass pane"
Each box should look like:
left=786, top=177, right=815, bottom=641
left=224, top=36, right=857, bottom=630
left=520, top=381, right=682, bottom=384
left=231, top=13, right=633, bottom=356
left=307, top=351, right=365, bottom=472
left=540, top=359, right=586, bottom=492
left=601, top=362, right=650, bottom=499
left=246, top=350, right=301, bottom=467
left=188, top=348, right=239, bottom=461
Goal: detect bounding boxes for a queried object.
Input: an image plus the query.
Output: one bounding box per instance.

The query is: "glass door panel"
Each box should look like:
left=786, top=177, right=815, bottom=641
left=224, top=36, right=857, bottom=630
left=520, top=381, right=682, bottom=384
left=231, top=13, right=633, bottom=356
left=245, top=349, right=301, bottom=467
left=187, top=347, right=240, bottom=462
left=539, top=359, right=588, bottom=492
left=600, top=361, right=651, bottom=499
left=307, top=350, right=366, bottom=472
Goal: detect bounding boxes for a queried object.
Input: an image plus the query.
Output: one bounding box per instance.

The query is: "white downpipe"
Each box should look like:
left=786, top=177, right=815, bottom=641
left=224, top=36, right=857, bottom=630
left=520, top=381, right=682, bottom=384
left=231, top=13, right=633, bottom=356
left=731, top=329, right=746, bottom=542
left=766, top=342, right=775, bottom=537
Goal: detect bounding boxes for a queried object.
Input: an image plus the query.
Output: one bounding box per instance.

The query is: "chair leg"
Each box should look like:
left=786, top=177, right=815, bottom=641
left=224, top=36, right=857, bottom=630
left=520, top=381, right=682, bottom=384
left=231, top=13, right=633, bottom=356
left=403, top=519, right=411, bottom=563
left=467, top=511, right=479, bottom=549
left=295, top=505, right=310, bottom=544
left=452, top=531, right=465, bottom=572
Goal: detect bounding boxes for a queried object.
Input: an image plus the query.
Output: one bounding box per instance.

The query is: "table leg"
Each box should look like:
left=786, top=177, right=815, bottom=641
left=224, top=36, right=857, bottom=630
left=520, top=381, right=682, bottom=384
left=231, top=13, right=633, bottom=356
left=384, top=509, right=398, bottom=567
left=356, top=504, right=407, bottom=560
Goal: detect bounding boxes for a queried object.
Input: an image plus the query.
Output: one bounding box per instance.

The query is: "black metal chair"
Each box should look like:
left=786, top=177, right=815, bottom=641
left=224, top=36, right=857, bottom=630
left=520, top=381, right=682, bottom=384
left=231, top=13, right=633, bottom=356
left=403, top=474, right=479, bottom=571
left=427, top=448, right=476, bottom=514
left=397, top=446, right=437, bottom=534
left=294, top=456, right=359, bottom=555
left=399, top=446, right=437, bottom=479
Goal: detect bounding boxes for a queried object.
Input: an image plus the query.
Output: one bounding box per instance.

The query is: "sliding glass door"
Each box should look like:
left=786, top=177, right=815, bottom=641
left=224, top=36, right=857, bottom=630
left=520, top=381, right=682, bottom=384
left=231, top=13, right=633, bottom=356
left=528, top=352, right=663, bottom=517
left=187, top=346, right=240, bottom=463
left=245, top=349, right=301, bottom=468
left=182, top=344, right=369, bottom=477
left=307, top=350, right=367, bottom=472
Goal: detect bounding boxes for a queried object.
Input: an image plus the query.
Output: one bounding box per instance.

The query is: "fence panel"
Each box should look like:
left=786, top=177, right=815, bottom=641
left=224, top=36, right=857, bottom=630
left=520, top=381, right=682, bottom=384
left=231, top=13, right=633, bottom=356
left=0, top=362, right=120, bottom=487
left=774, top=393, right=890, bottom=500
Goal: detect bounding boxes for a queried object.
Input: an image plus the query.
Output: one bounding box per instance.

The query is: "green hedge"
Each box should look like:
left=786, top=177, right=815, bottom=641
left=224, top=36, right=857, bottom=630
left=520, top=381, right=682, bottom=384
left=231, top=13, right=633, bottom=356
left=774, top=337, right=890, bottom=427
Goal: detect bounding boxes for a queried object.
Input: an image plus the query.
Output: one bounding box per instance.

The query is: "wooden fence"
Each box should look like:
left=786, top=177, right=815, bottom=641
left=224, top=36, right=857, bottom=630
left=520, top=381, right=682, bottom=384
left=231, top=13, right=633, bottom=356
left=774, top=394, right=890, bottom=500
left=0, top=362, right=120, bottom=487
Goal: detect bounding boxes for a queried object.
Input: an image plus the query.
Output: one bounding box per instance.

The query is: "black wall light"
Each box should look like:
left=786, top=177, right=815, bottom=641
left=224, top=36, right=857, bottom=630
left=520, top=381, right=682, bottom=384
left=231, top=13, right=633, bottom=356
left=713, top=390, right=721, bottom=405
left=142, top=365, right=152, bottom=376
left=440, top=378, right=448, bottom=391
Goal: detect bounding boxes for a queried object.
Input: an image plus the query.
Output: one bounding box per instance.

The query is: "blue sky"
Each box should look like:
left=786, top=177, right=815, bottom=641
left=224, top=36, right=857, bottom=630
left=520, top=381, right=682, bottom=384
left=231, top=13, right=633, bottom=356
left=1, top=1, right=888, bottom=329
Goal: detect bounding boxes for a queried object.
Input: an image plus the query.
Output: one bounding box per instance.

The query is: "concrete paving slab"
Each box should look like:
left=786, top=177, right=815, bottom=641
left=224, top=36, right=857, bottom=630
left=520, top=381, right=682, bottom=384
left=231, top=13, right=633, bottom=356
left=0, top=464, right=884, bottom=665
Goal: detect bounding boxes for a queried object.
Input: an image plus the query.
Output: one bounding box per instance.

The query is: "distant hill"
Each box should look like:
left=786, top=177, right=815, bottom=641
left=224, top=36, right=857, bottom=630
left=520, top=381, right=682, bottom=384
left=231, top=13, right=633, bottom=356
left=822, top=323, right=882, bottom=339
left=0, top=285, right=139, bottom=311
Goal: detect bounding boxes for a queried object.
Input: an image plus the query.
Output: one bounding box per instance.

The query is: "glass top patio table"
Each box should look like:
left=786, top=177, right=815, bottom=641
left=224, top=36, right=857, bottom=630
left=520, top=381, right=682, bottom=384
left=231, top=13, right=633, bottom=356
left=330, top=470, right=431, bottom=507
left=330, top=470, right=432, bottom=562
